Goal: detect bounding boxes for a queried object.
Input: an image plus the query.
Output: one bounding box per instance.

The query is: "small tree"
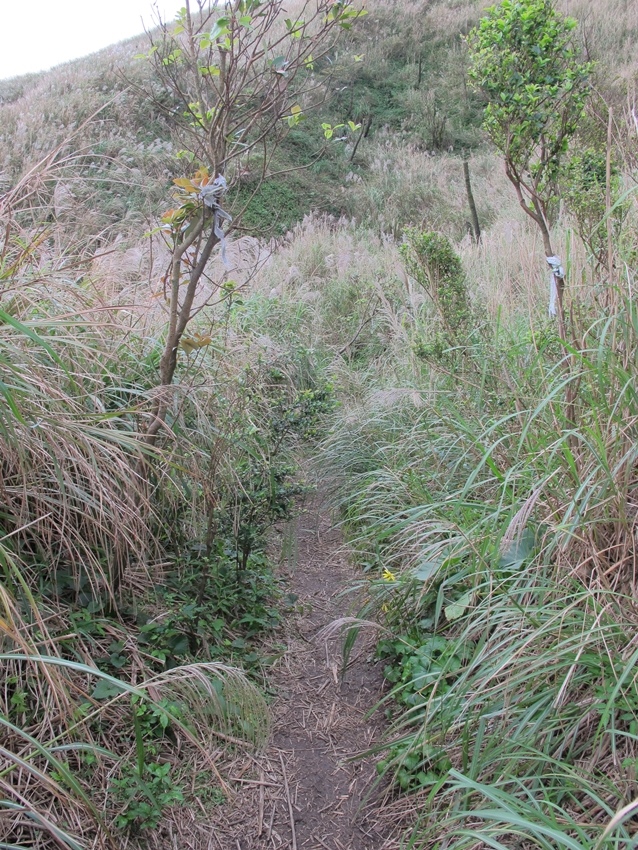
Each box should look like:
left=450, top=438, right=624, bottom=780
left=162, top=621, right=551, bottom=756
left=466, top=0, right=592, bottom=340
left=139, top=0, right=365, bottom=441
left=400, top=229, right=474, bottom=352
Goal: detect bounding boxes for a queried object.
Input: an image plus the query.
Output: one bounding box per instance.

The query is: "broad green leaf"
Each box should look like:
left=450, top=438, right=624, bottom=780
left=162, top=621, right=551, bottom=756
left=414, top=560, right=440, bottom=582
left=209, top=17, right=229, bottom=41
left=92, top=679, right=127, bottom=700
left=445, top=590, right=474, bottom=622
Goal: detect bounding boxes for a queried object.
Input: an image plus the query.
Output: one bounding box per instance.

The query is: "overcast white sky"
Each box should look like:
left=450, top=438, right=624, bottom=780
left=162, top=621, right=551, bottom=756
left=0, top=0, right=186, bottom=80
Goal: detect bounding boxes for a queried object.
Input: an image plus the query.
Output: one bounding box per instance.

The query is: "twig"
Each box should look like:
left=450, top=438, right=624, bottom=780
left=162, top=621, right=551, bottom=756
left=258, top=770, right=265, bottom=837
left=337, top=297, right=380, bottom=356
left=279, top=751, right=297, bottom=850
left=318, top=801, right=337, bottom=814
left=266, top=804, right=276, bottom=841
left=229, top=776, right=279, bottom=787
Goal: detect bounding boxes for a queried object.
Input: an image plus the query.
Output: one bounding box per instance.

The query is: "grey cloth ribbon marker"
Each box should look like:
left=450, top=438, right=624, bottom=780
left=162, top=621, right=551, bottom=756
left=200, top=175, right=232, bottom=268
left=546, top=255, right=564, bottom=317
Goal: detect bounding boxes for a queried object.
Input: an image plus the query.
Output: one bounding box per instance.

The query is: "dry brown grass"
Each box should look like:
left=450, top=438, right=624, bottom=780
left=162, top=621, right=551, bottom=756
left=0, top=2, right=635, bottom=847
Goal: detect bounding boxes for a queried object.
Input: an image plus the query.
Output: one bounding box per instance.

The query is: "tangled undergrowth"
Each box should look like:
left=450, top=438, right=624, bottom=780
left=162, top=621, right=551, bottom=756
left=1, top=0, right=638, bottom=847
left=0, top=147, right=335, bottom=846
left=317, top=254, right=638, bottom=846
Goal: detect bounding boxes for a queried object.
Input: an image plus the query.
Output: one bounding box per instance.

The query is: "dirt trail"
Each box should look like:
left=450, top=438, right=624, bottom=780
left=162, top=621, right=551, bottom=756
left=197, top=491, right=391, bottom=850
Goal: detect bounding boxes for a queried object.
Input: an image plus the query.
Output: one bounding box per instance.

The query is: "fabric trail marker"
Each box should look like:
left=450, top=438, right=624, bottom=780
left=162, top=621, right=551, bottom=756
left=546, top=255, right=565, bottom=318
left=200, top=175, right=233, bottom=269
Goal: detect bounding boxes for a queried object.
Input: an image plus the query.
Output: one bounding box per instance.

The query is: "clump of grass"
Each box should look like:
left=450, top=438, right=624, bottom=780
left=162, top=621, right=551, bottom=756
left=0, top=626, right=268, bottom=847
left=0, top=137, right=288, bottom=848
left=0, top=2, right=636, bottom=847
left=319, top=251, right=638, bottom=845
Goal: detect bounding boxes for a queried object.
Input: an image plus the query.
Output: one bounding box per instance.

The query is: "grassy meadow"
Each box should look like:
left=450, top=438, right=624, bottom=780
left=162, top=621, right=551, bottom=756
left=0, top=0, right=638, bottom=846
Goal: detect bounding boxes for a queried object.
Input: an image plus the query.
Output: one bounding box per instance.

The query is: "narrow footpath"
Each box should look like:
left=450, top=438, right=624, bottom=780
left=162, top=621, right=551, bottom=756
left=202, top=491, right=392, bottom=850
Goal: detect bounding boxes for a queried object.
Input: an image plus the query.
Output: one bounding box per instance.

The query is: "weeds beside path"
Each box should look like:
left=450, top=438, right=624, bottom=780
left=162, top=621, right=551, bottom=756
left=200, top=489, right=393, bottom=850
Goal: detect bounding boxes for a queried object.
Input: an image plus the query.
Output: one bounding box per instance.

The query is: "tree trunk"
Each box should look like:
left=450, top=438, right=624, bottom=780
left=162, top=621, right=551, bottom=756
left=463, top=157, right=481, bottom=244
left=350, top=115, right=371, bottom=162
left=606, top=107, right=615, bottom=304
left=504, top=164, right=566, bottom=339
left=528, top=196, right=568, bottom=345
left=144, top=219, right=220, bottom=445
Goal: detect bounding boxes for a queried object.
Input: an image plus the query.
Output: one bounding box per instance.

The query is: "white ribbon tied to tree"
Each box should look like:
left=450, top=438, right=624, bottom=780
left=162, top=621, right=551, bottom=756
left=200, top=175, right=232, bottom=268
left=546, top=255, right=565, bottom=317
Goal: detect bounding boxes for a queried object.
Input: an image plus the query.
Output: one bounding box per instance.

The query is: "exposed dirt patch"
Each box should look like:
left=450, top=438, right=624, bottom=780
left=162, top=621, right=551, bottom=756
left=177, top=490, right=396, bottom=850
left=266, top=494, right=389, bottom=850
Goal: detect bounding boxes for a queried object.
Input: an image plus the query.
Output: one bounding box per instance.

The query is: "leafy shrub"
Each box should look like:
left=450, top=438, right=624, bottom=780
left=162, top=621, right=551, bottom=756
left=563, top=147, right=626, bottom=267
left=400, top=228, right=480, bottom=365
left=112, top=761, right=184, bottom=833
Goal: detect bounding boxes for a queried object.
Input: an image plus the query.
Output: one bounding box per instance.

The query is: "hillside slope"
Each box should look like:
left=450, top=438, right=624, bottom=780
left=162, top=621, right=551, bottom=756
left=1, top=1, right=638, bottom=848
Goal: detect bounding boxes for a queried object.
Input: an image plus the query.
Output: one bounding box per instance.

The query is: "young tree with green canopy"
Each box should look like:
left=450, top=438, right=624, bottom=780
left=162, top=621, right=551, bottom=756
left=466, top=0, right=593, bottom=340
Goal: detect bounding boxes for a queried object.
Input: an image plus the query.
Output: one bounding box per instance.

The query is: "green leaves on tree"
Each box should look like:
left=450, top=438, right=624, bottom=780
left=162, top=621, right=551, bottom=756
left=466, top=0, right=593, bottom=197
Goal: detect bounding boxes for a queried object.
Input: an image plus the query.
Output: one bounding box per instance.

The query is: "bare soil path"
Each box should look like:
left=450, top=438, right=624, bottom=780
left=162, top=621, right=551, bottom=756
left=196, top=490, right=392, bottom=850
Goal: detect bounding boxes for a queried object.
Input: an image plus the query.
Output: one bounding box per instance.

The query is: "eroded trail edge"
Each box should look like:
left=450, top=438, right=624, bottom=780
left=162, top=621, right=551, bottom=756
left=209, top=491, right=390, bottom=850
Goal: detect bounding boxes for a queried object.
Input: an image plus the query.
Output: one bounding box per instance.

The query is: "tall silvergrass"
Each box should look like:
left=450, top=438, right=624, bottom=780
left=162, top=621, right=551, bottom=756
left=0, top=313, right=157, bottom=592
left=0, top=608, right=268, bottom=848
left=326, top=290, right=638, bottom=581
left=394, top=577, right=638, bottom=848
left=320, top=287, right=638, bottom=846
left=0, top=144, right=275, bottom=848
left=0, top=327, right=271, bottom=846
left=225, top=214, right=412, bottom=385
left=0, top=146, right=164, bottom=592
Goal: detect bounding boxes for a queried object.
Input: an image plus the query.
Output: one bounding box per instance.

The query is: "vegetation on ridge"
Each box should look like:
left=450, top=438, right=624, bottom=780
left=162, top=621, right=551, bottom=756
left=0, top=0, right=637, bottom=847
